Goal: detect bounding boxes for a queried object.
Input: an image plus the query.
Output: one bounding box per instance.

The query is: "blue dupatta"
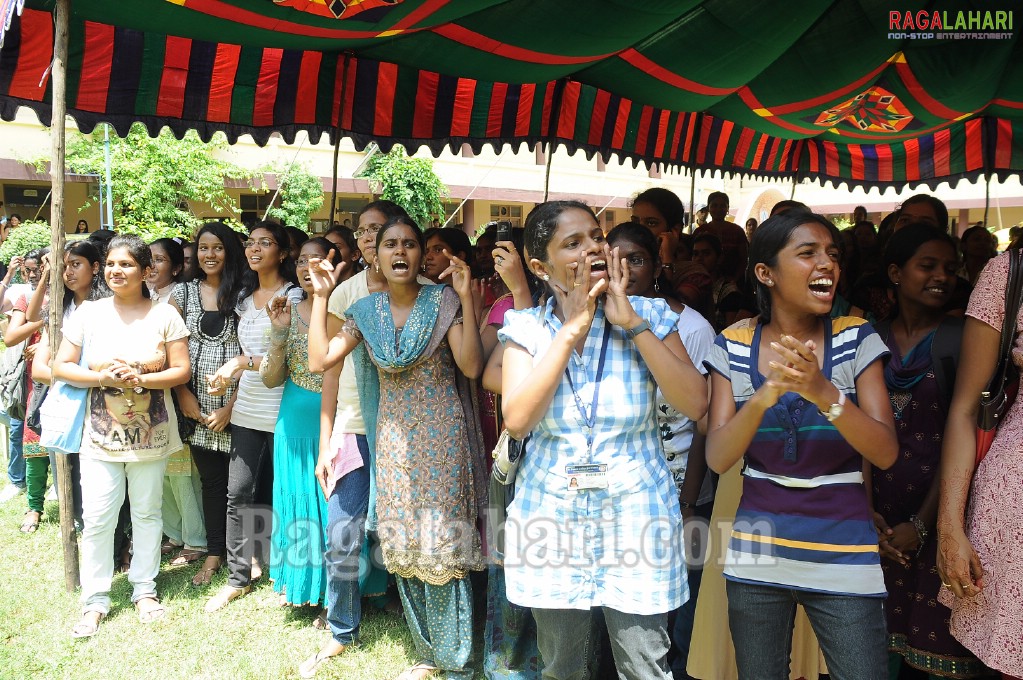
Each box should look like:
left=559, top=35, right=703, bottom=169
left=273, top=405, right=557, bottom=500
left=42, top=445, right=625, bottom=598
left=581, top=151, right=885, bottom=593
left=348, top=285, right=446, bottom=529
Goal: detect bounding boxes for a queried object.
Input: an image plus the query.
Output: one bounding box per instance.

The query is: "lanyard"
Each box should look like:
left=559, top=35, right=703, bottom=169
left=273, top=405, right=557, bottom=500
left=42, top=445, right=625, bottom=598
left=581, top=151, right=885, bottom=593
left=564, top=320, right=612, bottom=452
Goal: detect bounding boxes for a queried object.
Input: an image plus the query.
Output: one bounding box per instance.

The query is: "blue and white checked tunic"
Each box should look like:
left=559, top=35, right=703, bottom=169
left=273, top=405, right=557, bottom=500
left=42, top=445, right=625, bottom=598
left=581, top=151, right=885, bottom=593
left=497, top=296, right=688, bottom=615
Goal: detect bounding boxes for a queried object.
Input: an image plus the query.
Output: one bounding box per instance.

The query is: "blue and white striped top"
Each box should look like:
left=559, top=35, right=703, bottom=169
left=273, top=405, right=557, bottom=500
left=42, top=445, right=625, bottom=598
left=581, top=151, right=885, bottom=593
left=705, top=316, right=889, bottom=597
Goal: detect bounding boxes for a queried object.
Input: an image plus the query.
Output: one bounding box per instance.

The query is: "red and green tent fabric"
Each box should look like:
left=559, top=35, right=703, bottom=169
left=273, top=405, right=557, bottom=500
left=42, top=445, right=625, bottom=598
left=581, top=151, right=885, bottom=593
left=0, top=0, right=1021, bottom=188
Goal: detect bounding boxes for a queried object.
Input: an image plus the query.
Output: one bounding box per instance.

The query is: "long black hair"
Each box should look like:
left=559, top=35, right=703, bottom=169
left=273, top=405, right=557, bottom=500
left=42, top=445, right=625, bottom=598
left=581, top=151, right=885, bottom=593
left=239, top=220, right=296, bottom=300
left=194, top=221, right=248, bottom=315
left=747, top=210, right=841, bottom=324
left=61, top=240, right=105, bottom=313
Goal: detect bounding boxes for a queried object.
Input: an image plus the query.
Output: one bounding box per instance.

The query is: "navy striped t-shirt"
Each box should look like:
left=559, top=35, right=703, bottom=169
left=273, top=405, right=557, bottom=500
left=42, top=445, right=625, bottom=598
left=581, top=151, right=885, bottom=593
left=706, top=316, right=889, bottom=597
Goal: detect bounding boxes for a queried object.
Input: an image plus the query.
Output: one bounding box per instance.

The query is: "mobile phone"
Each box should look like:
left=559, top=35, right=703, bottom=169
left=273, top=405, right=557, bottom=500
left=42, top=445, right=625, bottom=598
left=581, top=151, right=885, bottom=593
left=495, top=220, right=512, bottom=243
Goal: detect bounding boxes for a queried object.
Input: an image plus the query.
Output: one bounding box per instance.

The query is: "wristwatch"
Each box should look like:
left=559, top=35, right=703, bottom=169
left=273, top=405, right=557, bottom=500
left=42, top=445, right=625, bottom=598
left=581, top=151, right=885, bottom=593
left=247, top=356, right=254, bottom=369
left=626, top=319, right=651, bottom=339
left=820, top=390, right=846, bottom=422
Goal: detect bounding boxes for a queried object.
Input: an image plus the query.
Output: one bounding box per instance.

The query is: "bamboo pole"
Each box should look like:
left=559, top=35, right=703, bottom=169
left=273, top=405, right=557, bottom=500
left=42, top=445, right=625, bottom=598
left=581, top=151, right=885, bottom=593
left=48, top=0, right=79, bottom=592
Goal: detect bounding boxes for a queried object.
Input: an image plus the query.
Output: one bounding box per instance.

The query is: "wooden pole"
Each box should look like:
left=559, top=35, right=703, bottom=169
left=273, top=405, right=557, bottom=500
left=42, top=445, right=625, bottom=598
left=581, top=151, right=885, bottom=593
left=983, top=173, right=991, bottom=229
left=328, top=54, right=351, bottom=228
left=688, top=167, right=696, bottom=232
left=49, top=0, right=79, bottom=592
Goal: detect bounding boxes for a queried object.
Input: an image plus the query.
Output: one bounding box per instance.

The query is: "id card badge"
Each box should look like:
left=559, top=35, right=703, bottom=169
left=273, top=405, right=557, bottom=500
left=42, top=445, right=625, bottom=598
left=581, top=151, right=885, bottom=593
left=565, top=463, right=608, bottom=491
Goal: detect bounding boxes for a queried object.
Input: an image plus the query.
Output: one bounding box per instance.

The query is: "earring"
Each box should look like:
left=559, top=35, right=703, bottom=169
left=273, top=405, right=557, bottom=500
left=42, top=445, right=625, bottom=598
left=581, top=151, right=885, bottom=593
left=654, top=280, right=660, bottom=293
left=375, top=262, right=380, bottom=272
left=766, top=280, right=774, bottom=287
left=541, top=274, right=550, bottom=281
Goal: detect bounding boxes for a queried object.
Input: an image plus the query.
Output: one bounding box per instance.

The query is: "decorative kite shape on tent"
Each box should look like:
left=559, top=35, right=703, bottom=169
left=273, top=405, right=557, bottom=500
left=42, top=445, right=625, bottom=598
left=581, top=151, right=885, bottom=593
left=0, top=0, right=1021, bottom=188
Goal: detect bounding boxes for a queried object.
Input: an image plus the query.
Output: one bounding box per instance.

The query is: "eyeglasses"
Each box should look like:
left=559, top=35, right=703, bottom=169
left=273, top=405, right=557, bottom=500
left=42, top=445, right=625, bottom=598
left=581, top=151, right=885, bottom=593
left=295, top=256, right=319, bottom=267
left=354, top=223, right=383, bottom=239
left=102, top=385, right=147, bottom=397
left=23, top=267, right=40, bottom=275
left=243, top=238, right=277, bottom=249
left=625, top=255, right=649, bottom=268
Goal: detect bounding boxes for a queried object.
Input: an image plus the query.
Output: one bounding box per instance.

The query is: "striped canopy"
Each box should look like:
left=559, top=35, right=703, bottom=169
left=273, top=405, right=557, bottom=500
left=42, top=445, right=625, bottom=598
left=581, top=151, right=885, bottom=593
left=1, top=0, right=1022, bottom=188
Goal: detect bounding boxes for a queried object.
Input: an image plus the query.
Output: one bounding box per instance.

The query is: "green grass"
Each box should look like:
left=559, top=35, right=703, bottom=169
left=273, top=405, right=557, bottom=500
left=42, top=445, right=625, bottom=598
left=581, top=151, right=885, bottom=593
left=0, top=480, right=428, bottom=680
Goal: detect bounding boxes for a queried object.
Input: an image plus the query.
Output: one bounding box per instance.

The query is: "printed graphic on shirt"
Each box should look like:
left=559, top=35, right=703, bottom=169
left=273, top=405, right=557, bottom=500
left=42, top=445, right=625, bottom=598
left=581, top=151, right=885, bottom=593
left=89, top=386, right=171, bottom=453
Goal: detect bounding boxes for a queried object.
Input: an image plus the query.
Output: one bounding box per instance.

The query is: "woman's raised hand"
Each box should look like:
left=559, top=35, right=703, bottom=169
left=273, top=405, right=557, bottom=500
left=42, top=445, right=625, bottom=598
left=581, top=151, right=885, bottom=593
left=307, top=250, right=343, bottom=297
left=561, top=251, right=605, bottom=340
left=267, top=295, right=291, bottom=330
left=441, top=249, right=474, bottom=300
left=493, top=242, right=528, bottom=294
left=603, top=244, right=640, bottom=329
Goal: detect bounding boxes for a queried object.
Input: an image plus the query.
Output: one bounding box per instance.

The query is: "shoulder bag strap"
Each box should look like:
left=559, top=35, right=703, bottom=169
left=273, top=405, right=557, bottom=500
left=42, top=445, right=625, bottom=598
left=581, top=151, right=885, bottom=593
left=987, top=249, right=1023, bottom=394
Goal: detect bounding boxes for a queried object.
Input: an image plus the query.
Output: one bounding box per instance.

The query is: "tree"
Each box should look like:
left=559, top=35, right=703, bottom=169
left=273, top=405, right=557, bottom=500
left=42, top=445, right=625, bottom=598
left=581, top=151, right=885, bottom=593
left=359, top=147, right=447, bottom=228
left=0, top=222, right=52, bottom=265
left=265, top=163, right=324, bottom=230
left=60, top=123, right=256, bottom=239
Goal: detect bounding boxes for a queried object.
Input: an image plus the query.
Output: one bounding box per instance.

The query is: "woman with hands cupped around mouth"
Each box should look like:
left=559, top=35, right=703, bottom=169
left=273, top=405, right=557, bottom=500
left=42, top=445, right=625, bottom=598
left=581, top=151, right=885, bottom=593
left=704, top=210, right=898, bottom=680
left=497, top=200, right=707, bottom=679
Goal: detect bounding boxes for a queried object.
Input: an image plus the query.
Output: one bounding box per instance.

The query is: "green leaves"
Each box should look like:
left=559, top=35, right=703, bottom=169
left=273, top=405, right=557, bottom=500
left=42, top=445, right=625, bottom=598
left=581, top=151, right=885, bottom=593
left=264, top=163, right=325, bottom=230
left=61, top=123, right=257, bottom=238
left=359, top=147, right=447, bottom=228
left=0, top=222, right=53, bottom=265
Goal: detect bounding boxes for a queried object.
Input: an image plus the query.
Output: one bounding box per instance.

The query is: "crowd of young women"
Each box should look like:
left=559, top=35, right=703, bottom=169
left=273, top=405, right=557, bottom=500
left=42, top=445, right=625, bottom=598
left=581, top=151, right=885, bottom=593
left=2, top=188, right=1021, bottom=680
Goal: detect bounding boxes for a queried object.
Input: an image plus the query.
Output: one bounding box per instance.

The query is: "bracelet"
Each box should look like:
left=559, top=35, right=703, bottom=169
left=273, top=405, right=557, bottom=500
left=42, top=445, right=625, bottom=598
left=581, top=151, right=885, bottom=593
left=909, top=514, right=928, bottom=557
left=97, top=375, right=106, bottom=389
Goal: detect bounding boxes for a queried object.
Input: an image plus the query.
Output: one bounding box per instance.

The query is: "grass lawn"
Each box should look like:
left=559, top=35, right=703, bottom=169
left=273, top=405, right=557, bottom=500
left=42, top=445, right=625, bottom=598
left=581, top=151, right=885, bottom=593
left=0, top=479, right=433, bottom=680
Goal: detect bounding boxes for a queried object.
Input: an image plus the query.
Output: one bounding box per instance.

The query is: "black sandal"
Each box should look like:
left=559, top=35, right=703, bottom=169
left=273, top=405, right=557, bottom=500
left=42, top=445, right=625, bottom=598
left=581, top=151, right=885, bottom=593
left=20, top=510, right=41, bottom=533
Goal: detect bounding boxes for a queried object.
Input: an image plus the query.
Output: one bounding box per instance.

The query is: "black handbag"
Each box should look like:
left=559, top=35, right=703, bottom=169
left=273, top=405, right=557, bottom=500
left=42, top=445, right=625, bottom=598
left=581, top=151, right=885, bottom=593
left=24, top=380, right=48, bottom=435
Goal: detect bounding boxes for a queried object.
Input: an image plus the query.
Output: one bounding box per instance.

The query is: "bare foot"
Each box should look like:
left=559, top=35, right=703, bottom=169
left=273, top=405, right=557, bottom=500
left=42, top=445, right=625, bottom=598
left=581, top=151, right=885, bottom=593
left=204, top=584, right=252, bottom=613
left=298, top=640, right=348, bottom=678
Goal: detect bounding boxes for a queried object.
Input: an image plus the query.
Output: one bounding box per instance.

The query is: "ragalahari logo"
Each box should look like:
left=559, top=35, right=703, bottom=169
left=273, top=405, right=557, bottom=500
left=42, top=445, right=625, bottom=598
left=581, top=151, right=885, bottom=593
left=888, top=9, right=1014, bottom=40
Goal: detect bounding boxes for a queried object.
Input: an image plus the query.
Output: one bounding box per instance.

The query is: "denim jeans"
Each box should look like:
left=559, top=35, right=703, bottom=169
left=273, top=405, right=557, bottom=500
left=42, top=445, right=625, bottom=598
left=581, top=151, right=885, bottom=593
left=324, top=434, right=371, bottom=645
left=225, top=424, right=274, bottom=588
left=533, top=607, right=671, bottom=680
left=6, top=417, right=25, bottom=487
left=725, top=579, right=887, bottom=680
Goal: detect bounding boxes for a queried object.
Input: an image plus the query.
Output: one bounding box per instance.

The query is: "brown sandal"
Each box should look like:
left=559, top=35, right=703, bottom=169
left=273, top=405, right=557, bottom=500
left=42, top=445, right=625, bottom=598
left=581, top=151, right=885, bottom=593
left=170, top=548, right=207, bottom=566
left=191, top=555, right=223, bottom=587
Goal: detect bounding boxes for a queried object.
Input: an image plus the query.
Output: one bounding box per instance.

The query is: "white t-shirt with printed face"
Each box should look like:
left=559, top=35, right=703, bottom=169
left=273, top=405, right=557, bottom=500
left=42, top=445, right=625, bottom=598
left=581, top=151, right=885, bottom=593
left=62, top=298, right=190, bottom=463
